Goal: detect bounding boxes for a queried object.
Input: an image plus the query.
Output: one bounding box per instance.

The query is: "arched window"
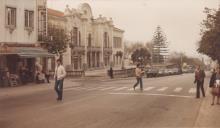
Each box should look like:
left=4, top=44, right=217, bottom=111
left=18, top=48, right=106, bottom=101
left=104, top=32, right=108, bottom=48
left=88, top=33, right=92, bottom=47
left=72, top=27, right=78, bottom=46
left=79, top=31, right=81, bottom=46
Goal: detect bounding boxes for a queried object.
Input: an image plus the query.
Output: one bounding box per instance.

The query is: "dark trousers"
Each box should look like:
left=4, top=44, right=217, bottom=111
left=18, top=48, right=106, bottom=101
left=45, top=74, right=50, bottom=83
left=196, top=80, right=205, bottom=98
left=133, top=77, right=143, bottom=90
left=55, top=79, right=64, bottom=100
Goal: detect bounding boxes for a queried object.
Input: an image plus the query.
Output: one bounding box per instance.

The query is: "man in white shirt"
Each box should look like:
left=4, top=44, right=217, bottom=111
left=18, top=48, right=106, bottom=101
left=54, top=59, right=66, bottom=101
left=133, top=64, right=145, bottom=91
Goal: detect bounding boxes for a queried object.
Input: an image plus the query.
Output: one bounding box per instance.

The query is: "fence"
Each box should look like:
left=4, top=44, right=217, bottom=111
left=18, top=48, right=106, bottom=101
left=50, top=70, right=85, bottom=78
left=108, top=68, right=136, bottom=78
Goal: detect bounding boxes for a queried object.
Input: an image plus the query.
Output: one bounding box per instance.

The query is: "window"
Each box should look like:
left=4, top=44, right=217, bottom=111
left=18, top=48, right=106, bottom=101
left=104, top=32, right=108, bottom=48
left=88, top=34, right=92, bottom=47
left=79, top=31, right=81, bottom=46
left=25, top=10, right=34, bottom=28
left=71, top=27, right=78, bottom=46
left=6, top=7, right=16, bottom=27
left=114, top=37, right=122, bottom=48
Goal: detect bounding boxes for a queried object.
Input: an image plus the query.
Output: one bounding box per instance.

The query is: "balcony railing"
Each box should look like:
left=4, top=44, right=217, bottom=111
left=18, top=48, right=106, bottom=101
left=73, top=46, right=85, bottom=51
left=103, top=47, right=112, bottom=51
left=103, top=47, right=113, bottom=55
left=87, top=46, right=101, bottom=51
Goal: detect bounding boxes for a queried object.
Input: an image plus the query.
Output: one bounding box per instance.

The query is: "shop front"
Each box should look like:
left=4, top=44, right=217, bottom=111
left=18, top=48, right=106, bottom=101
left=0, top=44, right=54, bottom=87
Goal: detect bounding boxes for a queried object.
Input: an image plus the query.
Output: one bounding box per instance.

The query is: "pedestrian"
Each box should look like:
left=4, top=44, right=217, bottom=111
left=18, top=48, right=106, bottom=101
left=19, top=65, right=27, bottom=84
left=44, top=69, right=50, bottom=83
left=109, top=67, right=113, bottom=79
left=133, top=64, right=145, bottom=91
left=194, top=65, right=206, bottom=98
left=54, top=59, right=66, bottom=101
left=209, top=68, right=220, bottom=105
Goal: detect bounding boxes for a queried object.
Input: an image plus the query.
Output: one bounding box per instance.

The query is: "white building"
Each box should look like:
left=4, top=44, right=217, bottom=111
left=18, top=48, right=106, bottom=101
left=48, top=3, right=124, bottom=71
left=0, top=0, right=52, bottom=85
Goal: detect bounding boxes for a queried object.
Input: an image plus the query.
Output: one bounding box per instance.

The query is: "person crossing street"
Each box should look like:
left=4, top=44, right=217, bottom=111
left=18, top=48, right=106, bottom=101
left=54, top=59, right=66, bottom=101
left=133, top=64, right=145, bottom=91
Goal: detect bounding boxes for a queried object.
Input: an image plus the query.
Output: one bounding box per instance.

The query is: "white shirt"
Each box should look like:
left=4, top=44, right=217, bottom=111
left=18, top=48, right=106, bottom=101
left=54, top=65, right=66, bottom=80
left=135, top=68, right=143, bottom=78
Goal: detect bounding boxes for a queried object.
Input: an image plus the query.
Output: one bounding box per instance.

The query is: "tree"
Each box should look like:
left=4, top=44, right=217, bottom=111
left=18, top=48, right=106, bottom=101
left=131, top=48, right=151, bottom=65
left=124, top=41, right=145, bottom=60
left=198, top=8, right=220, bottom=64
left=168, top=52, right=204, bottom=67
left=44, top=24, right=68, bottom=57
left=152, top=26, right=169, bottom=64
left=145, top=41, right=154, bottom=54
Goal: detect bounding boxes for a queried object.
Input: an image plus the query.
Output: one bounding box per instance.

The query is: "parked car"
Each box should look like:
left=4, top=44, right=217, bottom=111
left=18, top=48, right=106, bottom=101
left=164, top=69, right=171, bottom=76
left=145, top=68, right=159, bottom=78
left=182, top=68, right=194, bottom=73
left=158, top=69, right=166, bottom=76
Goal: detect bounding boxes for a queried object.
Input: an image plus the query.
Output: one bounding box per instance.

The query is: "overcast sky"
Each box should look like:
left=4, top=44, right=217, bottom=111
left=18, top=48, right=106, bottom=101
left=48, top=0, right=219, bottom=57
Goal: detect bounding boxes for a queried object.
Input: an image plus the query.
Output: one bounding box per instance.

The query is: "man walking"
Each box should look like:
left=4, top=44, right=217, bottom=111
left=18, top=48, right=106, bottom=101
left=54, top=59, right=66, bottom=101
left=109, top=67, right=114, bottom=79
left=133, top=64, right=145, bottom=91
left=194, top=65, right=206, bottom=98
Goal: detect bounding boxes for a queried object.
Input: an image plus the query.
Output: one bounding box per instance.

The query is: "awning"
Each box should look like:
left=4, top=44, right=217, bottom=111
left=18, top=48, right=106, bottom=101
left=0, top=47, right=54, bottom=58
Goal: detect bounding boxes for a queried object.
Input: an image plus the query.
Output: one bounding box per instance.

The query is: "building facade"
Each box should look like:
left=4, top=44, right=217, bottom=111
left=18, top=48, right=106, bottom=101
left=113, top=27, right=124, bottom=67
left=47, top=3, right=124, bottom=71
left=0, top=0, right=52, bottom=86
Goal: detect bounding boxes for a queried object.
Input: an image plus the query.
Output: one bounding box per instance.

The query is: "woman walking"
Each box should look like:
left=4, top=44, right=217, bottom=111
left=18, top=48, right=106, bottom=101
left=209, top=68, right=220, bottom=105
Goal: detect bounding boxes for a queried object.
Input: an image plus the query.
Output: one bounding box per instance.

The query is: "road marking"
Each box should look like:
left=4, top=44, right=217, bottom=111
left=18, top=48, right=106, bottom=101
left=87, top=87, right=105, bottom=91
left=128, top=88, right=134, bottom=91
left=64, top=87, right=85, bottom=91
left=157, top=87, right=168, bottom=92
left=189, top=88, right=196, bottom=93
left=109, top=92, right=194, bottom=99
left=174, top=87, right=182, bottom=92
left=144, top=87, right=155, bottom=91
left=100, top=87, right=116, bottom=91
left=114, top=87, right=129, bottom=91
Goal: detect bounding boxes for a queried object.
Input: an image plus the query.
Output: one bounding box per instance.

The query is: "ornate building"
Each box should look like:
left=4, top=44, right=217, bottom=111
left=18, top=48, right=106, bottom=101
left=46, top=3, right=124, bottom=71
left=62, top=3, right=124, bottom=70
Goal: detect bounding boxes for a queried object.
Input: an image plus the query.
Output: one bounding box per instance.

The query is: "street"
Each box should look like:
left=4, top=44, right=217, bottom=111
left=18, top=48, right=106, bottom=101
left=0, top=73, right=217, bottom=128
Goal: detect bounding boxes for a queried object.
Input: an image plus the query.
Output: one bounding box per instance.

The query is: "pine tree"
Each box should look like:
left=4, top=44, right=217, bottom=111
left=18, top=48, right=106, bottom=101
left=152, top=26, right=169, bottom=64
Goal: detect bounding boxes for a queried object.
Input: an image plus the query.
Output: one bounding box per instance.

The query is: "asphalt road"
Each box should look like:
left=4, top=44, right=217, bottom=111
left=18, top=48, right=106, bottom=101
left=0, top=73, right=210, bottom=128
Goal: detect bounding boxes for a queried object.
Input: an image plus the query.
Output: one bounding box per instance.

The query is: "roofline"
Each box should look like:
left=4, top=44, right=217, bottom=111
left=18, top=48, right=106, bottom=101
left=47, top=8, right=64, bottom=17
left=114, top=27, right=125, bottom=33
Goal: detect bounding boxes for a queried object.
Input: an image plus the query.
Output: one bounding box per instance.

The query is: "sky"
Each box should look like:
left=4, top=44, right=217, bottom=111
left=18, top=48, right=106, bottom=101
left=48, top=0, right=219, bottom=57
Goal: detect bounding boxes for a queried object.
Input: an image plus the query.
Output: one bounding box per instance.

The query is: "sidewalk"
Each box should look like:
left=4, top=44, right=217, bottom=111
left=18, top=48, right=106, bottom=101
left=194, top=88, right=220, bottom=128
left=0, top=79, right=81, bottom=99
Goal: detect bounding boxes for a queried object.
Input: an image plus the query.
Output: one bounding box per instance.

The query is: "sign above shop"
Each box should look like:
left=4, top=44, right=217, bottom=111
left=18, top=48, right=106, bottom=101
left=0, top=45, right=15, bottom=54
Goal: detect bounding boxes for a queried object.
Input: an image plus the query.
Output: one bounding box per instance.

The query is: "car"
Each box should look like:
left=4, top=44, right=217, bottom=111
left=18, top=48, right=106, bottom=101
left=182, top=68, right=194, bottom=73
left=145, top=68, right=159, bottom=78
left=164, top=69, right=170, bottom=76
left=158, top=69, right=166, bottom=76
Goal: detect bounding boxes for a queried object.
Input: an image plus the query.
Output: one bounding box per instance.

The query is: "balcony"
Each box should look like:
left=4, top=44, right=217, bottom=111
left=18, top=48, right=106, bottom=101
left=87, top=46, right=101, bottom=52
left=73, top=46, right=85, bottom=52
left=103, top=47, right=113, bottom=55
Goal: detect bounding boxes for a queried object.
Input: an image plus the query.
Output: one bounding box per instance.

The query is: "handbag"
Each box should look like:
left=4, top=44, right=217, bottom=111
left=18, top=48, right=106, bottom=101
left=211, top=87, right=220, bottom=96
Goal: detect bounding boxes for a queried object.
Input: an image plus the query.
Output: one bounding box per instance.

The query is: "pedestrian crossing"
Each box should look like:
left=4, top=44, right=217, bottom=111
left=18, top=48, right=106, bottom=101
left=144, top=87, right=155, bottom=91
left=174, top=87, right=182, bottom=92
left=64, top=86, right=197, bottom=95
left=189, top=88, right=196, bottom=93
left=157, top=87, right=168, bottom=91
left=114, top=87, right=129, bottom=91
